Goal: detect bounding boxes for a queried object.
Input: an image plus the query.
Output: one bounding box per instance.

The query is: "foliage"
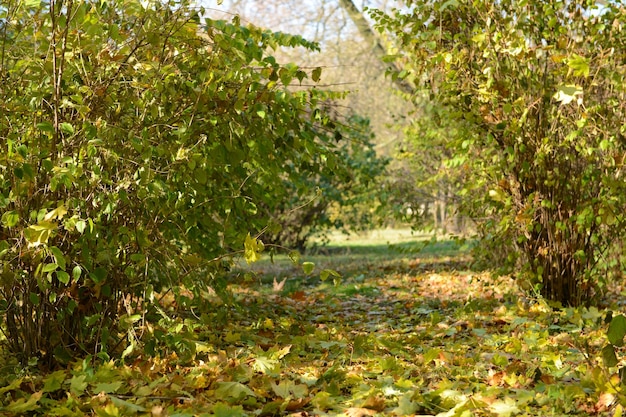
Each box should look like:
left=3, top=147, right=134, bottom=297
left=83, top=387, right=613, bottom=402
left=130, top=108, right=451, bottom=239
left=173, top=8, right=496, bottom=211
left=0, top=242, right=623, bottom=415
left=0, top=0, right=352, bottom=365
left=372, top=0, right=626, bottom=306
left=265, top=115, right=389, bottom=251
left=386, top=102, right=470, bottom=233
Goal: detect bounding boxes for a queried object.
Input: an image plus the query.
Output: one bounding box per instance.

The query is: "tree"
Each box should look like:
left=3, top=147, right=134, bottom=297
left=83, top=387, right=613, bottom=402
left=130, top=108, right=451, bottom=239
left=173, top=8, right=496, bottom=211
left=388, top=103, right=470, bottom=234
left=210, top=0, right=412, bottom=157
left=265, top=115, right=389, bottom=250
left=373, top=0, right=626, bottom=306
left=0, top=0, right=358, bottom=364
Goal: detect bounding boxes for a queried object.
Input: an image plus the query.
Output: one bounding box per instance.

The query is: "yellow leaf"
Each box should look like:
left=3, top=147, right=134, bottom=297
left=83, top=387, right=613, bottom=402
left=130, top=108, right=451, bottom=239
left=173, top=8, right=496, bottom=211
left=24, top=220, right=57, bottom=246
left=44, top=204, right=68, bottom=221
left=244, top=233, right=264, bottom=264
left=6, top=391, right=42, bottom=413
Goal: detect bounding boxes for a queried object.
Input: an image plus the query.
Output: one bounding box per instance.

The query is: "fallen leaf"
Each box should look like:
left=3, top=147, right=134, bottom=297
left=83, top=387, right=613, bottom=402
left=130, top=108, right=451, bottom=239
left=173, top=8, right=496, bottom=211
left=289, top=290, right=306, bottom=301
left=345, top=407, right=377, bottom=417
left=214, top=382, right=256, bottom=401
left=273, top=277, right=287, bottom=292
left=597, top=392, right=616, bottom=412
left=489, top=398, right=520, bottom=416
left=360, top=395, right=385, bottom=411
left=5, top=391, right=43, bottom=413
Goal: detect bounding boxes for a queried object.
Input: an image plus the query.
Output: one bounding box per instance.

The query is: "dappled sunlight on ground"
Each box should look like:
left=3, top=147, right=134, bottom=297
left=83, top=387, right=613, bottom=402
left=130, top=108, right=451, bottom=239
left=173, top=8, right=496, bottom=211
left=0, top=238, right=619, bottom=416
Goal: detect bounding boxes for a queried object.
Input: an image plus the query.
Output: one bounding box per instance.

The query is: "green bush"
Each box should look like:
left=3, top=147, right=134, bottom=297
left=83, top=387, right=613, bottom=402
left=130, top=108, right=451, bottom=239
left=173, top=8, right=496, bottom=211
left=0, top=0, right=351, bottom=364
left=373, top=0, right=626, bottom=306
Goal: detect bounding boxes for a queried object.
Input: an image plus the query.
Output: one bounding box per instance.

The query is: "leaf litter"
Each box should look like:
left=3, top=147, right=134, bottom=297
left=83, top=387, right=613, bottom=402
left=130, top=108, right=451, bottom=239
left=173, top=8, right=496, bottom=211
left=0, top=250, right=623, bottom=416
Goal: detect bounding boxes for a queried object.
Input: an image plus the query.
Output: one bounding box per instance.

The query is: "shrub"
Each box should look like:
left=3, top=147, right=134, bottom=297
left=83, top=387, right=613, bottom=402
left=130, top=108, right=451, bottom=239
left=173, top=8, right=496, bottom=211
left=0, top=0, right=349, bottom=364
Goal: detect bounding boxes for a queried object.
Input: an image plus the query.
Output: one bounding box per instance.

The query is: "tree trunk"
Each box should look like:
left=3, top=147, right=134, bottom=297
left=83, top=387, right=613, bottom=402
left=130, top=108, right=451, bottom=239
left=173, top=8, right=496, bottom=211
left=337, top=0, right=415, bottom=95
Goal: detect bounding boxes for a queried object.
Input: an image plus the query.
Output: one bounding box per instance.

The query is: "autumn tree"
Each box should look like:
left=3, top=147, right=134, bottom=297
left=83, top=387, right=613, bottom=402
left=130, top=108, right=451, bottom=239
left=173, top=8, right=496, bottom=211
left=211, top=0, right=411, bottom=155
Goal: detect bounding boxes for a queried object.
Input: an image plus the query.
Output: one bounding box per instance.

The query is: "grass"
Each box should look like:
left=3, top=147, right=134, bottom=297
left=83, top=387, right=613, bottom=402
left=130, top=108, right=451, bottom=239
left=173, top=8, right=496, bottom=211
left=243, top=229, right=474, bottom=285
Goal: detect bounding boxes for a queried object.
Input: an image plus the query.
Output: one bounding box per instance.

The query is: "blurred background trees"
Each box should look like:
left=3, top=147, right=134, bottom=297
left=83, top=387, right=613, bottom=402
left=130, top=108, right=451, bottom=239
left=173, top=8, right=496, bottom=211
left=211, top=0, right=626, bottom=307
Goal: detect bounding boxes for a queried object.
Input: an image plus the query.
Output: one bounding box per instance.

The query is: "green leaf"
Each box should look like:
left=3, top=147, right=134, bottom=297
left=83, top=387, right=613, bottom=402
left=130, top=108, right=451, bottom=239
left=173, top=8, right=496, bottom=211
left=312, top=67, right=322, bottom=82
left=36, top=122, right=54, bottom=132
left=320, top=268, right=341, bottom=281
left=608, top=315, right=626, bottom=346
left=56, top=270, right=70, bottom=285
left=5, top=391, right=42, bottom=413
left=568, top=54, right=590, bottom=78
left=29, top=292, right=40, bottom=304
left=93, top=381, right=124, bottom=394
left=1, top=211, right=19, bottom=227
left=440, top=0, right=459, bottom=11
left=423, top=348, right=442, bottom=364
left=109, top=396, right=147, bottom=412
left=75, top=220, right=86, bottom=234
left=70, top=374, right=88, bottom=396
left=42, top=262, right=58, bottom=273
left=212, top=402, right=247, bottom=417
left=42, top=370, right=67, bottom=393
left=72, top=265, right=82, bottom=280
left=602, top=344, right=619, bottom=368
left=121, top=343, right=135, bottom=359
left=0, top=240, right=9, bottom=258
left=214, top=382, right=256, bottom=401
left=90, top=267, right=107, bottom=283
left=109, top=395, right=148, bottom=414
left=392, top=392, right=419, bottom=415
left=295, top=70, right=307, bottom=83
left=60, top=122, right=75, bottom=135
left=302, top=261, right=315, bottom=275
left=0, top=377, right=23, bottom=395
left=252, top=356, right=280, bottom=376
left=471, top=33, right=486, bottom=44
left=49, top=246, right=66, bottom=270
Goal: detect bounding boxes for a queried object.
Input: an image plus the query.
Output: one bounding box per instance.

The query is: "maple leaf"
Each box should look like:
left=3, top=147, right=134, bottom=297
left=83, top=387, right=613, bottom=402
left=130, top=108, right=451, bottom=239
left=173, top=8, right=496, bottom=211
left=345, top=407, right=377, bottom=417
left=391, top=392, right=418, bottom=415
left=273, top=277, right=287, bottom=292
left=215, top=382, right=256, bottom=401
left=489, top=398, right=520, bottom=416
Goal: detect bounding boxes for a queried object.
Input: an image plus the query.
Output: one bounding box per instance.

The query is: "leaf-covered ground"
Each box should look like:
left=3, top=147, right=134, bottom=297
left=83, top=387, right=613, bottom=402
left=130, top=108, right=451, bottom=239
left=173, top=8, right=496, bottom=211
left=0, top=239, right=623, bottom=416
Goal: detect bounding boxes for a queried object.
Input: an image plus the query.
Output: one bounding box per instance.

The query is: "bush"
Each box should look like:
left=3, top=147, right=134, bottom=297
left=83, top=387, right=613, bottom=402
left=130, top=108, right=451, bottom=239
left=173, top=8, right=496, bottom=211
left=373, top=0, right=626, bottom=306
left=0, top=0, right=350, bottom=364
